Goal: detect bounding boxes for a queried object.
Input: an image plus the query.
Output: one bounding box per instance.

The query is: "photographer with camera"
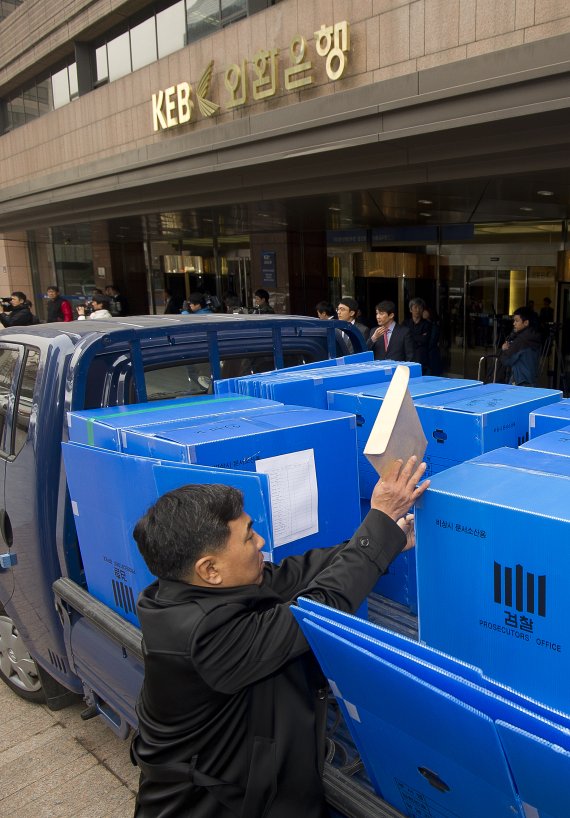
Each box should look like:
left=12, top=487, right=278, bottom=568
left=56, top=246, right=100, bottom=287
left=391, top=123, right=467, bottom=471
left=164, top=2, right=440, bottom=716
left=497, top=306, right=542, bottom=387
left=77, top=294, right=113, bottom=320
left=0, top=292, right=36, bottom=327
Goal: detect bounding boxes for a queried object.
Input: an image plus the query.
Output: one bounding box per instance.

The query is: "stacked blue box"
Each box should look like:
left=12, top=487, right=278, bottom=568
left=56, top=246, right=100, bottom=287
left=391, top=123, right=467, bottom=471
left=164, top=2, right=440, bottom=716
left=214, top=360, right=422, bottom=408
left=414, top=384, right=561, bottom=475
left=292, top=599, right=570, bottom=818
left=329, top=376, right=481, bottom=613
left=121, top=406, right=361, bottom=561
left=529, top=398, right=570, bottom=438
left=67, top=394, right=282, bottom=451
left=416, top=446, right=570, bottom=714
left=62, top=443, right=273, bottom=626
left=520, top=426, right=570, bottom=459
left=214, top=351, right=375, bottom=395
left=328, top=376, right=482, bottom=499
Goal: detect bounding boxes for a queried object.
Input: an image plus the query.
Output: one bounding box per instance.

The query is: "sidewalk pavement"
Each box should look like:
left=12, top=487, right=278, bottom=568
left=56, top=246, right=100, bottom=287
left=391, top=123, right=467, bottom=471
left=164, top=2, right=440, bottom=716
left=0, top=681, right=137, bottom=817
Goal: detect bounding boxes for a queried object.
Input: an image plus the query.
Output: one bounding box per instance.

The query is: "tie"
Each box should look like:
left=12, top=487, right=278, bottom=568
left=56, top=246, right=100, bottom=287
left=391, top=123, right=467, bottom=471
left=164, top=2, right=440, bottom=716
left=384, top=330, right=389, bottom=351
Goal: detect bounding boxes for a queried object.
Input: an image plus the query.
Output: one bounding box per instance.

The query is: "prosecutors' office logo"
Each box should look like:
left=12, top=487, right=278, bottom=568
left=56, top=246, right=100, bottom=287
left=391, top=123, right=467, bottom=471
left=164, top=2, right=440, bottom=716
left=493, top=561, right=546, bottom=617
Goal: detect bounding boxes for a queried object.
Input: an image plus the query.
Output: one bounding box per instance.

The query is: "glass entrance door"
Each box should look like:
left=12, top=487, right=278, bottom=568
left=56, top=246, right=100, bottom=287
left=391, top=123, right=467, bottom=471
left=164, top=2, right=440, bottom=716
left=464, top=267, right=526, bottom=379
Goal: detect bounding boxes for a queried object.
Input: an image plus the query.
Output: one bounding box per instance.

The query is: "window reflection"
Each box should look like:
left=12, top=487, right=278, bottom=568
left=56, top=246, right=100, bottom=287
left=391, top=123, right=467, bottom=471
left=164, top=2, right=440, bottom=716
left=23, top=87, right=39, bottom=121
left=157, top=1, right=186, bottom=58
left=52, top=67, right=70, bottom=109
left=95, top=45, right=109, bottom=83
left=187, top=0, right=221, bottom=43
left=37, top=78, right=52, bottom=115
left=69, top=63, right=79, bottom=98
left=221, top=0, right=247, bottom=23
left=14, top=348, right=39, bottom=456
left=131, top=17, right=158, bottom=71
left=0, top=349, right=19, bottom=452
left=107, top=31, right=132, bottom=81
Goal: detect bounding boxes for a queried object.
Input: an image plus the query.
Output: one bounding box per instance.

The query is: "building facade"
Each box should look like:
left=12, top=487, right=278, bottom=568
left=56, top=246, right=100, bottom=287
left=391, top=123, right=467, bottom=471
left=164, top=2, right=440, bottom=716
left=1, top=0, right=570, bottom=380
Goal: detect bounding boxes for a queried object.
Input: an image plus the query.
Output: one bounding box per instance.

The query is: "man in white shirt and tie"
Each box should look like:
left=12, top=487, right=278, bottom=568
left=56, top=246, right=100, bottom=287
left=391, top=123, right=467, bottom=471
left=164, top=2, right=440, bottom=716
left=367, top=300, right=414, bottom=362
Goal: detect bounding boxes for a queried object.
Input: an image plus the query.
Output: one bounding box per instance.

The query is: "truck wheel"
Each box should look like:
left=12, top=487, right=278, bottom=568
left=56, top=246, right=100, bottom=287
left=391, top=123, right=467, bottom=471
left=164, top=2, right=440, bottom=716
left=0, top=614, right=45, bottom=702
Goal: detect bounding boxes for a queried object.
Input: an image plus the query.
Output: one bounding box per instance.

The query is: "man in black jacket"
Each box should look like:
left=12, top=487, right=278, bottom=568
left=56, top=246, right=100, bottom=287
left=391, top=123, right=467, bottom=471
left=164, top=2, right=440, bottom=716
left=367, top=300, right=414, bottom=362
left=131, top=458, right=428, bottom=817
left=497, top=306, right=542, bottom=386
left=0, top=291, right=35, bottom=327
left=402, top=297, right=433, bottom=373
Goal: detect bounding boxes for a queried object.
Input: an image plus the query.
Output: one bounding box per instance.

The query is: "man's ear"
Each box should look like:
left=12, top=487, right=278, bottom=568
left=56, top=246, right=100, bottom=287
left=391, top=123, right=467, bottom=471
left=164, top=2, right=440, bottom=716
left=194, top=555, right=222, bottom=585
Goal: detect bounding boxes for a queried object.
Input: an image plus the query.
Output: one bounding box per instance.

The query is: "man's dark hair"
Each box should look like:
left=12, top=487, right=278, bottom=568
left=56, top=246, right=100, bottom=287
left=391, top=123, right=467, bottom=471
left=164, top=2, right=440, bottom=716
left=513, top=306, right=533, bottom=323
left=338, top=296, right=359, bottom=313
left=375, top=300, right=396, bottom=317
left=316, top=300, right=335, bottom=316
left=12, top=291, right=27, bottom=302
left=188, top=292, right=206, bottom=307
left=255, top=288, right=270, bottom=302
left=133, top=484, right=244, bottom=580
left=47, top=285, right=59, bottom=293
left=92, top=295, right=111, bottom=308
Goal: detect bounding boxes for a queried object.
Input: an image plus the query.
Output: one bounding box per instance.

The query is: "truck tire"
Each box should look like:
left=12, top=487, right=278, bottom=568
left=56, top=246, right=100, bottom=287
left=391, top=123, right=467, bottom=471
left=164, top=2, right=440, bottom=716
left=0, top=614, right=45, bottom=703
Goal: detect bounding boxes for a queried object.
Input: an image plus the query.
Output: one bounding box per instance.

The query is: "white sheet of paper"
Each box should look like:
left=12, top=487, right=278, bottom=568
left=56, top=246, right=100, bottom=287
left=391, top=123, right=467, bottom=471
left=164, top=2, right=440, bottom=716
left=256, top=449, right=319, bottom=547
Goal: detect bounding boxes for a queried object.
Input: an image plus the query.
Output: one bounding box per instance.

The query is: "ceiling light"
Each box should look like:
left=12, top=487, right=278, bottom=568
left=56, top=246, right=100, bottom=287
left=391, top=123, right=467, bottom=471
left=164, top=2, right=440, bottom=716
left=537, top=190, right=554, bottom=196
left=328, top=206, right=341, bottom=212
left=418, top=199, right=432, bottom=205
left=520, top=207, right=533, bottom=212
left=419, top=212, right=432, bottom=217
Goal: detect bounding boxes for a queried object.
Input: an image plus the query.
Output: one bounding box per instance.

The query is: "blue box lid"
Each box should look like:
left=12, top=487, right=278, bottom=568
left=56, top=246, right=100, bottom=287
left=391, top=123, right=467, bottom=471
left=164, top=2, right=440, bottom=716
left=415, top=384, right=561, bottom=413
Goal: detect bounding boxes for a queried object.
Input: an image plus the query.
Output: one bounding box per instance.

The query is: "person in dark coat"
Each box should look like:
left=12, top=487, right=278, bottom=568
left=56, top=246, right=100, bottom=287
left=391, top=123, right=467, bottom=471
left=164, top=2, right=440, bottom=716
left=163, top=289, right=181, bottom=315
left=367, top=300, right=413, bottom=362
left=497, top=306, right=542, bottom=386
left=131, top=460, right=428, bottom=818
left=336, top=296, right=369, bottom=340
left=0, top=291, right=36, bottom=327
left=252, top=288, right=275, bottom=314
left=46, top=285, right=73, bottom=322
left=402, top=297, right=433, bottom=373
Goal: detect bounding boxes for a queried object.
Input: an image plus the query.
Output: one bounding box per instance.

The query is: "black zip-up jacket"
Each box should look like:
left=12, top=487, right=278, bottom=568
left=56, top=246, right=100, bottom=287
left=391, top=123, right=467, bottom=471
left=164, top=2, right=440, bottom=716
left=0, top=303, right=35, bottom=327
left=132, top=509, right=406, bottom=818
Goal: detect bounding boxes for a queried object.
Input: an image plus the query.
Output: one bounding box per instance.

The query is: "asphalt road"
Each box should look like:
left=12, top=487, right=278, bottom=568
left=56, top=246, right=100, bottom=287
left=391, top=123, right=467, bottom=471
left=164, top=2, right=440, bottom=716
left=0, top=681, right=137, bottom=817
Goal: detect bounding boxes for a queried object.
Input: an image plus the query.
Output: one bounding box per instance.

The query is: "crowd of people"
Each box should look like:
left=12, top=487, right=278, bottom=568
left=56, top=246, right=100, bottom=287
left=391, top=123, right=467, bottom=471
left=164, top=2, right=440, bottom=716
left=317, top=295, right=442, bottom=376
left=0, top=283, right=553, bottom=388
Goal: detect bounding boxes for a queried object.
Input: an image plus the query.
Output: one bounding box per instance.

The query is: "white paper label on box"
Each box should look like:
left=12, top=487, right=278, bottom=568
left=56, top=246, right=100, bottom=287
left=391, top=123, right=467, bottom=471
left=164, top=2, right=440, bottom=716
left=71, top=500, right=79, bottom=516
left=256, top=448, right=319, bottom=547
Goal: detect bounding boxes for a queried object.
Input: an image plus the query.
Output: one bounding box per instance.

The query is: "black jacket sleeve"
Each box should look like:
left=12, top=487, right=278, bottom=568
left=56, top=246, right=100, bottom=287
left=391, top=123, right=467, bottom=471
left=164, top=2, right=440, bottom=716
left=191, top=511, right=406, bottom=693
left=402, top=326, right=415, bottom=361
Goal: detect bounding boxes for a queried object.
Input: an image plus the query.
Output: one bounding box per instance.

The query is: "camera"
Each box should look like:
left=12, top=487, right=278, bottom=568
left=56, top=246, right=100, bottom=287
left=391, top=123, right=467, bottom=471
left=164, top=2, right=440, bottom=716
left=0, top=297, right=12, bottom=310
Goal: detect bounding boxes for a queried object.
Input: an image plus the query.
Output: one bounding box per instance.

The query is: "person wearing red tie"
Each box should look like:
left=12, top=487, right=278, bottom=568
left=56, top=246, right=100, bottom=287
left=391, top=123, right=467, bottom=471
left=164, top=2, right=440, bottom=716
left=367, top=300, right=414, bottom=362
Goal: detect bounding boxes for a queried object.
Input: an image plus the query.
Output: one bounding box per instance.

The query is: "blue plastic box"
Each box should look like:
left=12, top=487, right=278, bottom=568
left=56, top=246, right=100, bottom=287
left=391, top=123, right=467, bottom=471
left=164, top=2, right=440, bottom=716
left=216, top=361, right=422, bottom=408
left=62, top=443, right=274, bottom=625
left=328, top=376, right=482, bottom=499
left=529, top=398, right=570, bottom=438
left=415, top=384, right=561, bottom=476
left=520, top=426, right=570, bottom=459
left=121, top=406, right=362, bottom=561
left=416, top=447, right=570, bottom=713
left=67, top=394, right=282, bottom=451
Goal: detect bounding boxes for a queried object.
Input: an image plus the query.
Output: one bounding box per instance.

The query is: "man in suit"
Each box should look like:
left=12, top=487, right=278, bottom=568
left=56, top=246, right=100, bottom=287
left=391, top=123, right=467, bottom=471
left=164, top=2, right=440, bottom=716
left=367, top=300, right=414, bottom=362
left=336, top=297, right=369, bottom=340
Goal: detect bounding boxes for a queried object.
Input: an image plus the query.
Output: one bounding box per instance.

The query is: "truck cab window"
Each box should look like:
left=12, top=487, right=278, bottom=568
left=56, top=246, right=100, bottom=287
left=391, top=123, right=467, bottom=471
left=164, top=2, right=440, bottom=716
left=0, top=348, right=19, bottom=454
left=13, top=347, right=39, bottom=455
left=142, top=353, right=318, bottom=402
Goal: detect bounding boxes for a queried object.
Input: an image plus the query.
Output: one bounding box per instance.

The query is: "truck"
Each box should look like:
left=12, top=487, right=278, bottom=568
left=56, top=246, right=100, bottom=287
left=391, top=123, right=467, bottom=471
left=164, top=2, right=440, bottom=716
left=0, top=313, right=405, bottom=818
